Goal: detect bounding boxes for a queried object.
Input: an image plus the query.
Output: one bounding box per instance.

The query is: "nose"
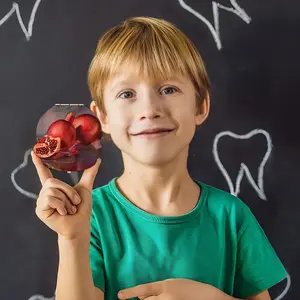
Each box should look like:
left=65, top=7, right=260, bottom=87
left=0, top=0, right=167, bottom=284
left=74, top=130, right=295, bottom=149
left=137, top=89, right=164, bottom=120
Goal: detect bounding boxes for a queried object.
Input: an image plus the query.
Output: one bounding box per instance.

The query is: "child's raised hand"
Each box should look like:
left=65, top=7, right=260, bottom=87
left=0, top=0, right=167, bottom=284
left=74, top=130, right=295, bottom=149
left=31, top=151, right=101, bottom=240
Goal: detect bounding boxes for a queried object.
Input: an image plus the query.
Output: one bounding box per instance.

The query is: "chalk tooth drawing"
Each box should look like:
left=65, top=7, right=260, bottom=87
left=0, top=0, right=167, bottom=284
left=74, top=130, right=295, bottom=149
left=11, top=149, right=38, bottom=199
left=178, top=0, right=251, bottom=50
left=0, top=0, right=42, bottom=41
left=213, top=129, right=272, bottom=200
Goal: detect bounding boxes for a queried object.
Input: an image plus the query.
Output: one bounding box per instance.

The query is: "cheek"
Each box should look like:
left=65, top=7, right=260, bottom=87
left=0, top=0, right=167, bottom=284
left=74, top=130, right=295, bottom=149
left=107, top=105, right=128, bottom=125
left=107, top=108, right=131, bottom=139
left=174, top=105, right=196, bottom=130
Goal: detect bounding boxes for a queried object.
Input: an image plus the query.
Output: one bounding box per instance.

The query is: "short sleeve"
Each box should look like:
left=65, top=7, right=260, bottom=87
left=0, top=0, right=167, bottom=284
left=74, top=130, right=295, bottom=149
left=90, top=209, right=105, bottom=292
left=233, top=203, right=288, bottom=298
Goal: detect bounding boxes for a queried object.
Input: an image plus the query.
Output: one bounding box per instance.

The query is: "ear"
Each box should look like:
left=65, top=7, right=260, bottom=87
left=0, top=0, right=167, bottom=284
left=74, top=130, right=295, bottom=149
left=195, top=93, right=210, bottom=126
left=90, top=101, right=111, bottom=134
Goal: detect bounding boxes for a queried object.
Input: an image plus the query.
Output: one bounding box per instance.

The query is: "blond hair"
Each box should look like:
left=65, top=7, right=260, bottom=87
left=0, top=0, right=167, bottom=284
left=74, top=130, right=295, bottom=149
left=88, top=16, right=211, bottom=114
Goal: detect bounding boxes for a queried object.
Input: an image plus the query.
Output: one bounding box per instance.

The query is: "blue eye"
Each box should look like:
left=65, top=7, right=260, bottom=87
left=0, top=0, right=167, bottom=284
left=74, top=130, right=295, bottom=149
left=161, top=87, right=177, bottom=95
left=119, top=91, right=134, bottom=99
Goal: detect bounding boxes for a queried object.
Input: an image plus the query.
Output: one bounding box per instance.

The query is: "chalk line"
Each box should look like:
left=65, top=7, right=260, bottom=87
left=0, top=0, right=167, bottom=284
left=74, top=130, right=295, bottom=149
left=28, top=295, right=55, bottom=300
left=11, top=148, right=38, bottom=199
left=178, top=0, right=251, bottom=50
left=274, top=273, right=291, bottom=300
left=0, top=0, right=43, bottom=41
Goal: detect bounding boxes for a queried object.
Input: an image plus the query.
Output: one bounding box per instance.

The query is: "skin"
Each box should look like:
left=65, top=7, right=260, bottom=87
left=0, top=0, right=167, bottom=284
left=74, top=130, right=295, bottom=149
left=90, top=63, right=271, bottom=300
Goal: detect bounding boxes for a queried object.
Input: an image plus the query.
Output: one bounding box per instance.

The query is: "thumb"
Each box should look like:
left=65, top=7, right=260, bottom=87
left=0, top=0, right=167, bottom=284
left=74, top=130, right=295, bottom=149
left=118, top=282, right=162, bottom=300
left=77, top=158, right=101, bottom=192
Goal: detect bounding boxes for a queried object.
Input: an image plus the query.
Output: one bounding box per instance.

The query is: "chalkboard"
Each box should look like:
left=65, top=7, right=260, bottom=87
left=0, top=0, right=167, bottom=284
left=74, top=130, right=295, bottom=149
left=0, top=0, right=298, bottom=299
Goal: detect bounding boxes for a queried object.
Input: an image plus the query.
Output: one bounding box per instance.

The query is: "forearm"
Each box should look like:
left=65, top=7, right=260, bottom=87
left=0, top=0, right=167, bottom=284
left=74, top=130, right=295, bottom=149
left=55, top=235, right=96, bottom=300
left=213, top=290, right=241, bottom=300
left=222, top=296, right=241, bottom=300
left=196, top=282, right=242, bottom=300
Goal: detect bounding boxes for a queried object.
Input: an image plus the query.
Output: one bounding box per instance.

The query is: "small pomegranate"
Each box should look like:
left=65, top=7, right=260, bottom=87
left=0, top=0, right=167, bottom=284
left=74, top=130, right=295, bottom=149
left=33, top=135, right=61, bottom=158
left=47, top=119, right=76, bottom=150
left=72, top=114, right=102, bottom=145
left=65, top=112, right=75, bottom=123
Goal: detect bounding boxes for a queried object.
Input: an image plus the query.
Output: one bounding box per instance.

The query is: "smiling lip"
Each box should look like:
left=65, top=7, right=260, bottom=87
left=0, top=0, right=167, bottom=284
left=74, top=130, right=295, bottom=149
left=131, top=128, right=174, bottom=139
left=133, top=128, right=174, bottom=135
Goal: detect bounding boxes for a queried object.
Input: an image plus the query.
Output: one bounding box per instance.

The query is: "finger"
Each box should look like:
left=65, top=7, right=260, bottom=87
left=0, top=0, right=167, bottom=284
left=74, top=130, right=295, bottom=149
left=77, top=158, right=101, bottom=191
left=63, top=197, right=77, bottom=214
left=118, top=282, right=161, bottom=299
left=31, top=151, right=53, bottom=186
left=42, top=178, right=82, bottom=206
left=139, top=296, right=157, bottom=300
left=144, top=294, right=171, bottom=300
left=41, top=187, right=77, bottom=215
left=38, top=195, right=67, bottom=216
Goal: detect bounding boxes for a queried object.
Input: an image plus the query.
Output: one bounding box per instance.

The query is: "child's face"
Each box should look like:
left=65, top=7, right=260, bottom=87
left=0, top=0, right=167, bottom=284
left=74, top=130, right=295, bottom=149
left=92, top=64, right=209, bottom=166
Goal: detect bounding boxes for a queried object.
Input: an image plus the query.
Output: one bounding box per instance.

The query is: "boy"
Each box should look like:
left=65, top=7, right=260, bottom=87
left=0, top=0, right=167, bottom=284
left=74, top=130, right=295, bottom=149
left=32, top=17, right=288, bottom=300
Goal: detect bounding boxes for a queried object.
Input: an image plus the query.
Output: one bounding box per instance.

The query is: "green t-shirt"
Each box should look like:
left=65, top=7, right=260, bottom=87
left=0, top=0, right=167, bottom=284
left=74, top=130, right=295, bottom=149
left=90, top=177, right=287, bottom=300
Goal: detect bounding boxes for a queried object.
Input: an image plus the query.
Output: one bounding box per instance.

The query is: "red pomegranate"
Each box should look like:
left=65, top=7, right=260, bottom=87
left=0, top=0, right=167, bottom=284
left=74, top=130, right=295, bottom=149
left=33, top=135, right=61, bottom=158
left=47, top=119, right=76, bottom=150
left=72, top=114, right=102, bottom=144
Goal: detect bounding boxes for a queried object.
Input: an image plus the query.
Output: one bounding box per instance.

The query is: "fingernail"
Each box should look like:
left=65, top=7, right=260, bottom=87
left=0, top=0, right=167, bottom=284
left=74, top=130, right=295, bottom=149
left=118, top=292, right=124, bottom=299
left=71, top=206, right=77, bottom=213
left=74, top=195, right=81, bottom=204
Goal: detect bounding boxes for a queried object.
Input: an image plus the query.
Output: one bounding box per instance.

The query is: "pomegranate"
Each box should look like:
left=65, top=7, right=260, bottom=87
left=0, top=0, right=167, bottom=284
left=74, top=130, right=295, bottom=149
left=72, top=114, right=102, bottom=144
left=33, top=135, right=61, bottom=158
left=65, top=112, right=75, bottom=123
left=47, top=119, right=76, bottom=150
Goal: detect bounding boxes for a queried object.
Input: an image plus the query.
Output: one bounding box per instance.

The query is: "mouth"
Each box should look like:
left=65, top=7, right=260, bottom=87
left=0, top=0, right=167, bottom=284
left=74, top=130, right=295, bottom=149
left=132, top=128, right=175, bottom=138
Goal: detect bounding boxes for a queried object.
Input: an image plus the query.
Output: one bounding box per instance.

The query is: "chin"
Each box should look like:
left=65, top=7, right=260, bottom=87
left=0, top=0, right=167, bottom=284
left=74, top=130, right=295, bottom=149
left=133, top=150, right=181, bottom=166
left=120, top=139, right=190, bottom=166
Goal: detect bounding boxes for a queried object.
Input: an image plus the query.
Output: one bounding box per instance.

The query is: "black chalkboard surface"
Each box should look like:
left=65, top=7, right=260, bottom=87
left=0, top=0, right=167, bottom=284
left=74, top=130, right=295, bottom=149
left=0, top=1, right=298, bottom=299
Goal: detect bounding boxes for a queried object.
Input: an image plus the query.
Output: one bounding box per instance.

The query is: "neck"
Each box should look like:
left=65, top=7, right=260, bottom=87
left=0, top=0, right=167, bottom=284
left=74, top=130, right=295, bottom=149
left=116, top=148, right=200, bottom=215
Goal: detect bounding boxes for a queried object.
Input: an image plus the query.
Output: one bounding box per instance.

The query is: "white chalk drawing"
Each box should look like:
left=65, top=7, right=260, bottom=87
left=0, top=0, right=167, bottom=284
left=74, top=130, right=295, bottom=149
left=0, top=0, right=42, bottom=41
left=274, top=273, right=291, bottom=300
left=28, top=295, right=55, bottom=300
left=178, top=0, right=251, bottom=50
left=213, top=129, right=272, bottom=200
left=11, top=149, right=38, bottom=199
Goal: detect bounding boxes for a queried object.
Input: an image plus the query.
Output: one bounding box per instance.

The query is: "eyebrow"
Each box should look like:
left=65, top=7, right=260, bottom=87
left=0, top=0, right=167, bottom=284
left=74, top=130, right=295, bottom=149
left=166, top=77, right=185, bottom=85
left=109, top=80, right=131, bottom=92
left=109, top=77, right=186, bottom=92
